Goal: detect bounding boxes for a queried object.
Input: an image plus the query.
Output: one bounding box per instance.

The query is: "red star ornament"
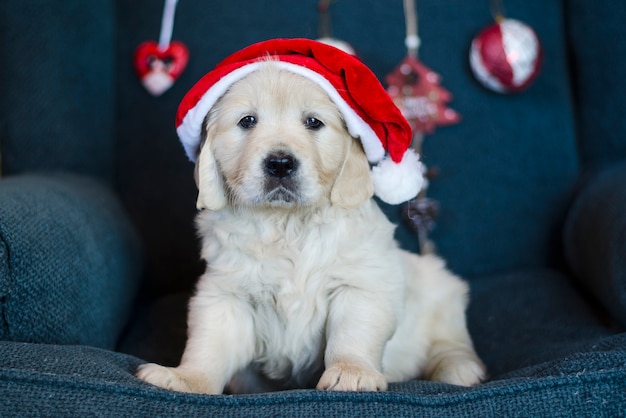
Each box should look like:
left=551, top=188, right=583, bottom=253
left=386, top=55, right=460, bottom=134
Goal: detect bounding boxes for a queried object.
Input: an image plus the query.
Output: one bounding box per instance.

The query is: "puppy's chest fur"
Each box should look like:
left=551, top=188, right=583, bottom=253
left=195, top=201, right=401, bottom=382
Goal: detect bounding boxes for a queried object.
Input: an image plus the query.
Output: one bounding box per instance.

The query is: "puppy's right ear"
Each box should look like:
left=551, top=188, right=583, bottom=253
left=194, top=140, right=227, bottom=211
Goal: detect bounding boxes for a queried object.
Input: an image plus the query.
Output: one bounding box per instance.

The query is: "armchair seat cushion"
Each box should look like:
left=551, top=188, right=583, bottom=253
left=467, top=269, right=618, bottom=378
left=1, top=268, right=624, bottom=416
left=0, top=174, right=142, bottom=349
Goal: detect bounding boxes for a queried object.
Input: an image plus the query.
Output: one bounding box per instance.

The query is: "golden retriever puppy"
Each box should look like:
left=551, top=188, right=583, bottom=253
left=136, top=63, right=486, bottom=394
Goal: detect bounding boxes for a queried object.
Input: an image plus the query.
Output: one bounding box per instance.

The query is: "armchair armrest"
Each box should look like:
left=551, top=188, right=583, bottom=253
left=0, top=174, right=142, bottom=349
left=564, top=162, right=626, bottom=326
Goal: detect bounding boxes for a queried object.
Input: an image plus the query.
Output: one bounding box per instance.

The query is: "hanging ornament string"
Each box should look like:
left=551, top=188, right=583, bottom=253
left=399, top=0, right=423, bottom=154
left=489, top=0, right=505, bottom=23
left=158, top=0, right=179, bottom=51
left=403, top=0, right=420, bottom=58
left=316, top=0, right=356, bottom=55
left=134, top=0, right=189, bottom=96
left=318, top=0, right=333, bottom=39
left=469, top=0, right=543, bottom=93
left=386, top=0, right=460, bottom=254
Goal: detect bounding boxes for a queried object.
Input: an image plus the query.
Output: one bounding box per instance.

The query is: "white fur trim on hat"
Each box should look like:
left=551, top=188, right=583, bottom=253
left=370, top=149, right=425, bottom=204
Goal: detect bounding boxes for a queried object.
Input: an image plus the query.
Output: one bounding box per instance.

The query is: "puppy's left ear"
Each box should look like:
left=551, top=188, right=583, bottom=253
left=331, top=138, right=374, bottom=209
left=194, top=140, right=227, bottom=211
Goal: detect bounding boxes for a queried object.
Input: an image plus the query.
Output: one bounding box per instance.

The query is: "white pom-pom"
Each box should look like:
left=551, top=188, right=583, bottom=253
left=370, top=150, right=425, bottom=205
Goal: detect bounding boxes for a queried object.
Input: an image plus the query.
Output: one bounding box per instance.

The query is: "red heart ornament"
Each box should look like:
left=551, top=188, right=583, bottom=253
left=134, top=41, right=189, bottom=96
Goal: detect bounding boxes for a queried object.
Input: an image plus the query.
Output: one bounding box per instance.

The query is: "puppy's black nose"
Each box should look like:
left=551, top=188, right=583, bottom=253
left=264, top=152, right=298, bottom=178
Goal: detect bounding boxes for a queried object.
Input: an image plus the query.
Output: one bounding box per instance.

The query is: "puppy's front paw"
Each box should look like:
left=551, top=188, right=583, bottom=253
left=136, top=363, right=220, bottom=394
left=317, top=361, right=388, bottom=392
left=427, top=354, right=487, bottom=387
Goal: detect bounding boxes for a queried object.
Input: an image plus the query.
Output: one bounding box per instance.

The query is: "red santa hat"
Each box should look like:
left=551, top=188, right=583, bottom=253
left=176, top=38, right=424, bottom=205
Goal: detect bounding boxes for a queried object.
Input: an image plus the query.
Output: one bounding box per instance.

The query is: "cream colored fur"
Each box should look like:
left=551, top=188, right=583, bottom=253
left=136, top=64, right=486, bottom=394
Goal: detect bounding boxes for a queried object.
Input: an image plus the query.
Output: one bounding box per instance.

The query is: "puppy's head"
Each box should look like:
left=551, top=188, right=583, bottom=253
left=195, top=63, right=374, bottom=211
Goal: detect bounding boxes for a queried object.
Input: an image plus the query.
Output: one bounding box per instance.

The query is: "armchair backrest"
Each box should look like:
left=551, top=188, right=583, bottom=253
left=0, top=1, right=117, bottom=183
left=567, top=0, right=626, bottom=167
left=4, top=0, right=604, bottom=294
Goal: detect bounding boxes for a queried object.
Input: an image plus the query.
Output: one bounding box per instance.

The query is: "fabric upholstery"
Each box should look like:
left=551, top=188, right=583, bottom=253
left=0, top=175, right=142, bottom=349
left=1, top=270, right=625, bottom=416
left=0, top=1, right=117, bottom=183
left=0, top=0, right=625, bottom=416
left=564, top=162, right=626, bottom=327
left=467, top=270, right=616, bottom=377
left=567, top=1, right=626, bottom=165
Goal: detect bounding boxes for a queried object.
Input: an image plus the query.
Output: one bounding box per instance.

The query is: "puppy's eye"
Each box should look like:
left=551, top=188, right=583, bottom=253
left=304, top=117, right=324, bottom=130
left=238, top=115, right=257, bottom=129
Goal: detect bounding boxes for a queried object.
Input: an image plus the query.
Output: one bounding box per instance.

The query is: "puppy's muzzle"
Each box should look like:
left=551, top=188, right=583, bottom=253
left=263, top=151, right=300, bottom=203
